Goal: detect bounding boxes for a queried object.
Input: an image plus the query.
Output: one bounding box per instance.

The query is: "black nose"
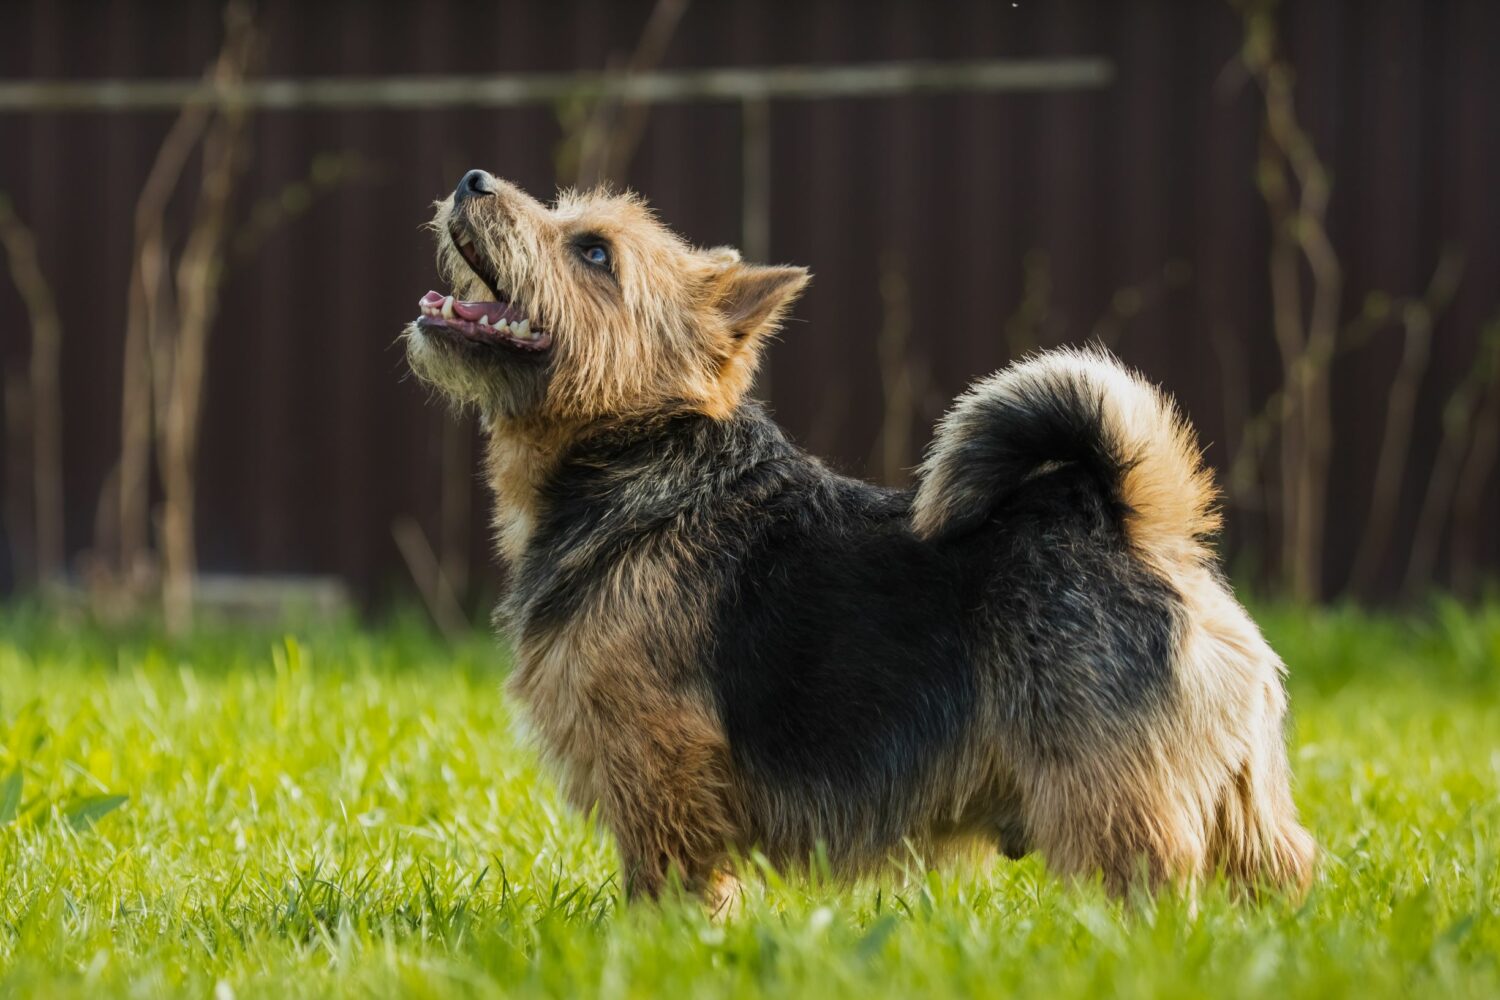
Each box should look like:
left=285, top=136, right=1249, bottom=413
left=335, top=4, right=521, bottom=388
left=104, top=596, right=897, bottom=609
left=455, top=169, right=498, bottom=204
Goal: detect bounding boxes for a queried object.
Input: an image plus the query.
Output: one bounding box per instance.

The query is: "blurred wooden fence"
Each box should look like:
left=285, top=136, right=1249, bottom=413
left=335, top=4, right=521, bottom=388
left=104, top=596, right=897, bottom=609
left=0, top=0, right=1496, bottom=605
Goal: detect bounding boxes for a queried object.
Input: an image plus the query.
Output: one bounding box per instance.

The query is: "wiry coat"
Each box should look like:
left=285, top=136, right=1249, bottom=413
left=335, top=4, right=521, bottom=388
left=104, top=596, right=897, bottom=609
left=404, top=174, right=1314, bottom=902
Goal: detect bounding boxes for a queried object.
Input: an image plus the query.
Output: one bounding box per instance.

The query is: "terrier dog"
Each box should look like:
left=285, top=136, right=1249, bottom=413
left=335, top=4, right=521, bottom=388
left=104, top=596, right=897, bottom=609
left=404, top=169, right=1316, bottom=903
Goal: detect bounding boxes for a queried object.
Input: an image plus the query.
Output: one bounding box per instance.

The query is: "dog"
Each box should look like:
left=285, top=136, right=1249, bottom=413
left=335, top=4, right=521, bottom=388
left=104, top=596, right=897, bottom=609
left=403, top=169, right=1316, bottom=904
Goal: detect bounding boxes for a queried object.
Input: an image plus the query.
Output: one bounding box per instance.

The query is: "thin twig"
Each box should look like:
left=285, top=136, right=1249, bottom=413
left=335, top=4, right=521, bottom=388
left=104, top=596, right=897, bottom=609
left=157, top=0, right=258, bottom=633
left=1242, top=1, right=1343, bottom=600
left=114, top=48, right=218, bottom=586
left=0, top=195, right=65, bottom=585
left=1449, top=329, right=1500, bottom=597
left=1089, top=259, right=1191, bottom=349
left=1002, top=250, right=1051, bottom=359
left=232, top=151, right=372, bottom=260
left=2, top=374, right=33, bottom=583
left=393, top=516, right=472, bottom=643
left=1403, top=319, right=1500, bottom=598
left=1349, top=247, right=1464, bottom=596
left=439, top=419, right=472, bottom=600
left=569, top=0, right=692, bottom=188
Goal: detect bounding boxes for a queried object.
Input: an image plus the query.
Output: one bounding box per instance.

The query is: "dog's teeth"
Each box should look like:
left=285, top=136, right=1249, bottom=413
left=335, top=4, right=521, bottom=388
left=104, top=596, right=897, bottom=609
left=478, top=315, right=490, bottom=327
left=514, top=319, right=531, bottom=339
left=441, top=295, right=455, bottom=319
left=495, top=318, right=511, bottom=332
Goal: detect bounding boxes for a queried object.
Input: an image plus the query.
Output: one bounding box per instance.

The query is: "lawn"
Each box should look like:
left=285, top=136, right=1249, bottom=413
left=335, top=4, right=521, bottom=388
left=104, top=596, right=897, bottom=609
left=1, top=601, right=1497, bottom=999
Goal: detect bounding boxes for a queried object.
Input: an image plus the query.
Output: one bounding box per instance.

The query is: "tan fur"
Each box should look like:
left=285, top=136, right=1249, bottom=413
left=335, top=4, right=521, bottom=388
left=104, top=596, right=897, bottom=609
left=425, top=182, right=806, bottom=427
left=482, top=421, right=566, bottom=567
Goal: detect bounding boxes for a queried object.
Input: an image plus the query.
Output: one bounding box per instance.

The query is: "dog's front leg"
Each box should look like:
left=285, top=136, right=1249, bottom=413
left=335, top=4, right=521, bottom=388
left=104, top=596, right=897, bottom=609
left=591, top=703, right=740, bottom=904
left=611, top=817, right=713, bottom=902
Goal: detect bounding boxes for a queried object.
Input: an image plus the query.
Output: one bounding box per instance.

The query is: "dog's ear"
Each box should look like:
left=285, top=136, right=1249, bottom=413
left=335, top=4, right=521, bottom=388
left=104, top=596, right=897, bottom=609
left=711, top=262, right=811, bottom=344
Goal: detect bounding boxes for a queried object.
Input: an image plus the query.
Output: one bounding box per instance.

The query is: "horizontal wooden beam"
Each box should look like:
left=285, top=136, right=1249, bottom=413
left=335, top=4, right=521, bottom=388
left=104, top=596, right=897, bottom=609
left=0, top=59, right=1113, bottom=113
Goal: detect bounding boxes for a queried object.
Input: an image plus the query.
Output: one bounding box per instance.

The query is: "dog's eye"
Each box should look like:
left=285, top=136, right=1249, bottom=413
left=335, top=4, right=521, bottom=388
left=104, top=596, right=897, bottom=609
left=580, top=244, right=609, bottom=267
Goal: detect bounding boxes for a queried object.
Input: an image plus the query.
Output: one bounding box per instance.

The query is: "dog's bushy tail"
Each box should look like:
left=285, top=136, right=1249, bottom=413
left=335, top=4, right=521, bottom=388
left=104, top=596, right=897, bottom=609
left=911, top=346, right=1219, bottom=567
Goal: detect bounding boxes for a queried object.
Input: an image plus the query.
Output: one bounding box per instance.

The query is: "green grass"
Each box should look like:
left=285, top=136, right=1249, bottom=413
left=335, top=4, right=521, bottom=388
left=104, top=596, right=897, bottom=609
left=1, top=601, right=1498, bottom=999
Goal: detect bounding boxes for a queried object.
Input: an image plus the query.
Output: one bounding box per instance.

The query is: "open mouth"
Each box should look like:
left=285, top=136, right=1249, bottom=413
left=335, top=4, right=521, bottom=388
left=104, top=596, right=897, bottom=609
left=414, top=228, right=553, bottom=353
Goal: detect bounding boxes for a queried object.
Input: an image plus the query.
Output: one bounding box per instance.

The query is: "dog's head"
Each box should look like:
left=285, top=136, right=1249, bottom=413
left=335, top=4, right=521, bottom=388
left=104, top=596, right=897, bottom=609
left=405, top=171, right=809, bottom=425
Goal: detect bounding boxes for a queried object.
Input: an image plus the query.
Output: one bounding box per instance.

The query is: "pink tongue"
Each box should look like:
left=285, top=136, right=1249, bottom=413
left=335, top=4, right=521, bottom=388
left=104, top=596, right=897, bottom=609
left=453, top=299, right=501, bottom=322
left=418, top=290, right=505, bottom=324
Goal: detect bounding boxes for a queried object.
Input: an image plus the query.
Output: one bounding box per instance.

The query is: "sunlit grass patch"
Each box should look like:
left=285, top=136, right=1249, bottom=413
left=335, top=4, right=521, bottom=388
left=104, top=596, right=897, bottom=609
left=1, top=603, right=1497, bottom=998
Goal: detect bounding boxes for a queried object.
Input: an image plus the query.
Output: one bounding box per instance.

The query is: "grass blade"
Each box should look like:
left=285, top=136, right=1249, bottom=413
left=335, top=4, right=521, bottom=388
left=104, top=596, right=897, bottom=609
left=64, top=793, right=128, bottom=830
left=0, top=768, right=20, bottom=824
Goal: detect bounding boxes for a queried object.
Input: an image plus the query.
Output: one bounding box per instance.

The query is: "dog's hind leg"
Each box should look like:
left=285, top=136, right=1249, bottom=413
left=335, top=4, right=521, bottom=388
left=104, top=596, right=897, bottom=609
left=1020, top=692, right=1313, bottom=898
left=1174, top=576, right=1317, bottom=897
left=1205, top=695, right=1317, bottom=896
left=1021, top=758, right=1210, bottom=897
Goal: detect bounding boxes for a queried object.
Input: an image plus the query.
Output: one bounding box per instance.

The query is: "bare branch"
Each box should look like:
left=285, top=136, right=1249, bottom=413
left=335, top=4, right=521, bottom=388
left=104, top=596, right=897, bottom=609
left=1406, top=317, right=1500, bottom=598
left=115, top=39, right=219, bottom=586
left=1241, top=1, right=1342, bottom=600
left=1089, top=259, right=1191, bottom=349
left=393, top=515, right=472, bottom=642
left=231, top=151, right=372, bottom=260
left=1449, top=326, right=1500, bottom=597
left=1349, top=247, right=1465, bottom=596
left=439, top=419, right=472, bottom=600
left=1213, top=322, right=1273, bottom=519
left=157, top=0, right=259, bottom=633
left=2, top=374, right=34, bottom=583
left=572, top=0, right=692, bottom=188
left=0, top=194, right=65, bottom=585
left=1002, top=250, right=1051, bottom=359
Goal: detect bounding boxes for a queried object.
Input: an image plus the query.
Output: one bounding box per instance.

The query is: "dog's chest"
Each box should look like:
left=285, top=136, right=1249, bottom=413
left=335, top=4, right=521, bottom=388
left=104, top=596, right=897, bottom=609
left=484, top=431, right=560, bottom=567
left=504, top=544, right=720, bottom=812
left=505, top=602, right=673, bottom=811
left=507, top=630, right=609, bottom=809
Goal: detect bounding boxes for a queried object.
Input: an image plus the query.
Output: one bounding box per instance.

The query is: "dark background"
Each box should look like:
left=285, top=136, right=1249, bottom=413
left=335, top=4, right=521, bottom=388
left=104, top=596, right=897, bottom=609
left=1, top=0, right=1496, bottom=605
